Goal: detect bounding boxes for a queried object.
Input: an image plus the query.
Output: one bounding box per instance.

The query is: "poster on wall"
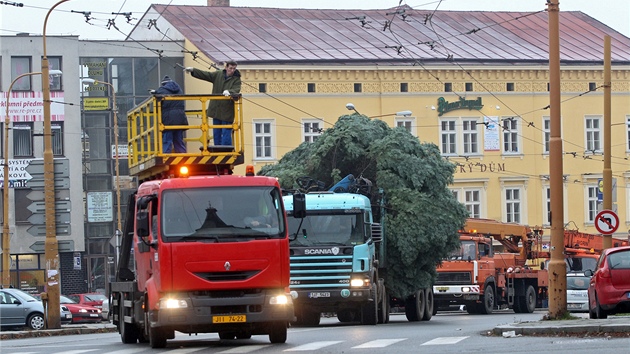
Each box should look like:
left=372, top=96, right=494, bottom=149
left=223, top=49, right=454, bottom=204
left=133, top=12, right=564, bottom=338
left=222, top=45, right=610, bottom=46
left=484, top=116, right=500, bottom=151
left=87, top=191, right=113, bottom=222
left=0, top=92, right=65, bottom=121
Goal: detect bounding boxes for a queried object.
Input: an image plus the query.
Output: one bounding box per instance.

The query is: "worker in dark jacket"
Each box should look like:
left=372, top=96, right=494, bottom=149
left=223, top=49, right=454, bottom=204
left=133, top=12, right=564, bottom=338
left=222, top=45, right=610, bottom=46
left=184, top=61, right=241, bottom=145
left=155, top=76, right=187, bottom=153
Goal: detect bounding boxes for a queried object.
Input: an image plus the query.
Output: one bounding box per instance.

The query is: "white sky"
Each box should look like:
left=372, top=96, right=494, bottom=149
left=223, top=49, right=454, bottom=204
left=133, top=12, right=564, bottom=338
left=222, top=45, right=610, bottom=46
left=0, top=0, right=628, bottom=40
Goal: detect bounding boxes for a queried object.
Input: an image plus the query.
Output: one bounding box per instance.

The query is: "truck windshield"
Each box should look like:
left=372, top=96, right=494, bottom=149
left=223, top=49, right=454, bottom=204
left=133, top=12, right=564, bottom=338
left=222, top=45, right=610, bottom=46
left=287, top=213, right=364, bottom=247
left=446, top=240, right=476, bottom=260
left=160, top=186, right=285, bottom=241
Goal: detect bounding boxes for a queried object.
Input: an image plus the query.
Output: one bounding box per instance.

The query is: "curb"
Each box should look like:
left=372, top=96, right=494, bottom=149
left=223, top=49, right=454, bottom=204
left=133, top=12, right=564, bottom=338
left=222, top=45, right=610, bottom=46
left=0, top=325, right=117, bottom=340
left=493, top=323, right=630, bottom=336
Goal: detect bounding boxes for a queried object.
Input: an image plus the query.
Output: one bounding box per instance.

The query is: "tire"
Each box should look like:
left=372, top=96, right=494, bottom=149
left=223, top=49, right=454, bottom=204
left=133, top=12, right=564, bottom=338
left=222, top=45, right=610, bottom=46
left=378, top=287, right=389, bottom=324
left=120, top=304, right=138, bottom=344
left=337, top=309, right=355, bottom=323
left=588, top=294, right=597, bottom=319
left=361, top=284, right=378, bottom=325
left=466, top=303, right=479, bottom=314
left=26, top=313, right=45, bottom=330
left=479, top=285, right=494, bottom=314
left=422, top=288, right=434, bottom=321
left=405, top=289, right=425, bottom=322
left=432, top=303, right=438, bottom=316
left=149, top=325, right=167, bottom=349
left=219, top=332, right=236, bottom=340
left=302, top=310, right=321, bottom=326
left=595, top=294, right=608, bottom=319
left=523, top=285, right=536, bottom=313
left=512, top=296, right=523, bottom=313
left=269, top=321, right=288, bottom=343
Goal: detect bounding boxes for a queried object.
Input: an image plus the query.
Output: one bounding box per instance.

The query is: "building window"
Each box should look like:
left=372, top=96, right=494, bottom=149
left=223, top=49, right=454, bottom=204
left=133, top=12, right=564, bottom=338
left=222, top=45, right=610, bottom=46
left=506, top=82, right=514, bottom=92
left=627, top=116, right=630, bottom=152
left=258, top=83, right=267, bottom=93
left=543, top=117, right=550, bottom=154
left=505, top=188, right=521, bottom=223
left=586, top=185, right=599, bottom=222
left=543, top=186, right=551, bottom=225
left=547, top=83, right=550, bottom=91
left=307, top=83, right=316, bottom=93
left=465, top=82, right=473, bottom=92
left=465, top=189, right=481, bottom=218
left=13, top=123, right=33, bottom=157
left=451, top=189, right=459, bottom=200
left=253, top=120, right=274, bottom=159
left=588, top=82, right=597, bottom=91
left=11, top=57, right=32, bottom=91
left=444, top=83, right=452, bottom=92
left=462, top=119, right=478, bottom=154
left=395, top=117, right=415, bottom=136
left=354, top=83, right=362, bottom=93
left=585, top=116, right=601, bottom=153
left=502, top=118, right=520, bottom=154
left=52, top=122, right=64, bottom=156
left=440, top=120, right=457, bottom=155
left=48, top=56, right=62, bottom=91
left=303, top=119, right=322, bottom=143
left=400, top=82, right=408, bottom=92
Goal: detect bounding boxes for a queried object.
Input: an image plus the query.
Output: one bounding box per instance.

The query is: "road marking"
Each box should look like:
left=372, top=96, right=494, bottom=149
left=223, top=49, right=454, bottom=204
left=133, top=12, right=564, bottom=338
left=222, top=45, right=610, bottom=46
left=164, top=349, right=208, bottom=354
left=219, top=345, right=272, bottom=353
left=54, top=350, right=99, bottom=354
left=284, top=341, right=343, bottom=351
left=98, top=349, right=147, bottom=354
left=352, top=338, right=407, bottom=348
left=422, top=336, right=469, bottom=345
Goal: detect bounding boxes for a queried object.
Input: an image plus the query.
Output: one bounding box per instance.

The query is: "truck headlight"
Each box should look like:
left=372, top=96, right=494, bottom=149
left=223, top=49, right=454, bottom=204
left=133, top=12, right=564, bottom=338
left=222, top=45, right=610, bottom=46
left=350, top=278, right=370, bottom=287
left=461, top=287, right=471, bottom=293
left=159, top=298, right=188, bottom=309
left=270, top=294, right=291, bottom=305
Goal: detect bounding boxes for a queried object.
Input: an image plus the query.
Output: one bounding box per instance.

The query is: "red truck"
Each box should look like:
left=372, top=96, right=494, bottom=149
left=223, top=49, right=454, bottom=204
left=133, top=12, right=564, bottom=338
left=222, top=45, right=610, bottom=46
left=433, top=218, right=549, bottom=314
left=110, top=94, right=298, bottom=348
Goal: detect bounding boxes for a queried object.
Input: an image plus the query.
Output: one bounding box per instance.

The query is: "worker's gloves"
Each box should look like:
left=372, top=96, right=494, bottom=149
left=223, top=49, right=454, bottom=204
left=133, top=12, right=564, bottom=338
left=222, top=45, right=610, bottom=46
left=184, top=67, right=194, bottom=73
left=223, top=90, right=230, bottom=96
left=149, top=90, right=156, bottom=94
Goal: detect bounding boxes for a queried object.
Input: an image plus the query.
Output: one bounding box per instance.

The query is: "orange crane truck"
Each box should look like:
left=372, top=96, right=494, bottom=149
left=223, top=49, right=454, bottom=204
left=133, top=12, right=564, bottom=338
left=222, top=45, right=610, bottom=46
left=109, top=94, right=299, bottom=348
left=433, top=218, right=548, bottom=314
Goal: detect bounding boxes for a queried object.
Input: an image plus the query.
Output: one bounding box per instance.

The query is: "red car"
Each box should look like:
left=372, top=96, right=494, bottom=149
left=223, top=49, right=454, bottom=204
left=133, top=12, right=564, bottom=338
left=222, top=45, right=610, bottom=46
left=60, top=295, right=102, bottom=323
left=586, top=246, right=630, bottom=319
left=67, top=293, right=106, bottom=310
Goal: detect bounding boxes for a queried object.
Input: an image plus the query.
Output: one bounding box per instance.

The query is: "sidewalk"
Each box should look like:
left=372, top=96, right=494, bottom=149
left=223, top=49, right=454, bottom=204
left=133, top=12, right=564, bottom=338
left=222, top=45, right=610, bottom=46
left=0, top=322, right=117, bottom=340
left=493, top=315, right=630, bottom=337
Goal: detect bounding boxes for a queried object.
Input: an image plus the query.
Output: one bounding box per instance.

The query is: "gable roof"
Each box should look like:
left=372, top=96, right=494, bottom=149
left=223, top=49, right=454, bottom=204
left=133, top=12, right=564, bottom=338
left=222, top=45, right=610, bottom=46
left=149, top=5, right=630, bottom=66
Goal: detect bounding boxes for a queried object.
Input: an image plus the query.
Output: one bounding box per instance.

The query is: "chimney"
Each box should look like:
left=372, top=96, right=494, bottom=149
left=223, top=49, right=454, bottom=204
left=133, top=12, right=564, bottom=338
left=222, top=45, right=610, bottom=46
left=208, top=0, right=229, bottom=6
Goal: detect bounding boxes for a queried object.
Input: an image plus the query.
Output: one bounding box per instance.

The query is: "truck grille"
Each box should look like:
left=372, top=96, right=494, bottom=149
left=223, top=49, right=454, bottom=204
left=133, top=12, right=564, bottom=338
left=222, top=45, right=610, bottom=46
left=290, top=253, right=353, bottom=289
left=436, top=272, right=472, bottom=285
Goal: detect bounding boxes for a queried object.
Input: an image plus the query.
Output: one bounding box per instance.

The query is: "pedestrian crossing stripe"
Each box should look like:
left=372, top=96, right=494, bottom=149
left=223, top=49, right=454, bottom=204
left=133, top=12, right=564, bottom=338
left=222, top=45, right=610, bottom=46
left=284, top=341, right=344, bottom=351
left=422, top=336, right=469, bottom=345
left=352, top=338, right=407, bottom=348
left=219, top=345, right=272, bottom=353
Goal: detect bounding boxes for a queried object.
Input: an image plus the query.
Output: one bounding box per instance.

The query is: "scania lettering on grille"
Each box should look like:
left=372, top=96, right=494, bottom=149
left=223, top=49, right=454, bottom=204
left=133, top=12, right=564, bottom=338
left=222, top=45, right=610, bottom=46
left=304, top=247, right=340, bottom=255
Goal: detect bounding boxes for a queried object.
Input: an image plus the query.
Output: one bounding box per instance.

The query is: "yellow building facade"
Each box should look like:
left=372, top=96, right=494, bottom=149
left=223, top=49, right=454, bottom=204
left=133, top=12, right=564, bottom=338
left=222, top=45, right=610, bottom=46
left=183, top=50, right=630, bottom=239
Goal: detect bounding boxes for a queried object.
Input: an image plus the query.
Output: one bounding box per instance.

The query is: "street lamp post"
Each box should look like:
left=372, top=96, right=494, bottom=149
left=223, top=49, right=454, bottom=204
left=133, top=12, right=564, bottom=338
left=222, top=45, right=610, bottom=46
left=3, top=71, right=59, bottom=288
left=42, top=0, right=71, bottom=329
left=82, top=79, right=121, bottom=264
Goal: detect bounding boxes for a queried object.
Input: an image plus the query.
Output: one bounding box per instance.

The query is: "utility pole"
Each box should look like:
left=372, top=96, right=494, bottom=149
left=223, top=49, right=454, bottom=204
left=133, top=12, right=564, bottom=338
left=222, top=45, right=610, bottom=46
left=547, top=0, right=567, bottom=319
left=602, top=35, right=612, bottom=250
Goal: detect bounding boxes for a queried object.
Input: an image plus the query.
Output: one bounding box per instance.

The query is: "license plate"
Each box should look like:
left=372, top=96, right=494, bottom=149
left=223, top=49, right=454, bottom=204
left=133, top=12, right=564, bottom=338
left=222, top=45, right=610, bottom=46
left=212, top=315, right=246, bottom=323
left=436, top=287, right=449, bottom=292
left=567, top=303, right=581, bottom=309
left=90, top=314, right=99, bottom=317
left=308, top=292, right=330, bottom=298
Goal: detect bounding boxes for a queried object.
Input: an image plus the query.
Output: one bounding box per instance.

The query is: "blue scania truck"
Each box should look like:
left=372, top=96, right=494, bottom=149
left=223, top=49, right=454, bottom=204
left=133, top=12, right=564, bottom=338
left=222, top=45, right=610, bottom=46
left=283, top=175, right=433, bottom=326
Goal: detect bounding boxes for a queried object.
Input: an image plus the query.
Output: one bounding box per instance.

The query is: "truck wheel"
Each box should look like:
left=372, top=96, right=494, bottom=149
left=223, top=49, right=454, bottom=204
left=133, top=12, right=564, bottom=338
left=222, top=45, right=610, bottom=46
left=302, top=310, right=321, bottom=326
left=466, top=303, right=479, bottom=314
left=432, top=303, right=438, bottom=316
left=120, top=305, right=138, bottom=344
left=149, top=325, right=167, bottom=348
left=422, top=288, right=434, bottom=321
left=512, top=297, right=523, bottom=313
left=479, top=285, right=494, bottom=314
left=337, top=309, right=355, bottom=323
left=219, top=332, right=236, bottom=340
left=523, top=285, right=536, bottom=313
left=269, top=321, right=288, bottom=343
left=378, top=288, right=389, bottom=324
left=405, top=289, right=425, bottom=322
left=361, top=284, right=378, bottom=325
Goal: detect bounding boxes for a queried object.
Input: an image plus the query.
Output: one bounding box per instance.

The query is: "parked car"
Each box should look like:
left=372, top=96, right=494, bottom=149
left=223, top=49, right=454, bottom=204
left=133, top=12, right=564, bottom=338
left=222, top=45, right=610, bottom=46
left=67, top=293, right=106, bottom=310
left=60, top=305, right=73, bottom=324
left=0, top=288, right=45, bottom=330
left=60, top=295, right=102, bottom=323
left=566, top=272, right=590, bottom=312
left=587, top=246, right=630, bottom=319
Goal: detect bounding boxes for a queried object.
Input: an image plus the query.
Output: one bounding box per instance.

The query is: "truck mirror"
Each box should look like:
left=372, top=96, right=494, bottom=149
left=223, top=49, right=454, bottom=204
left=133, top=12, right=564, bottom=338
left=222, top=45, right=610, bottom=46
left=293, top=193, right=306, bottom=218
left=136, top=210, right=150, bottom=238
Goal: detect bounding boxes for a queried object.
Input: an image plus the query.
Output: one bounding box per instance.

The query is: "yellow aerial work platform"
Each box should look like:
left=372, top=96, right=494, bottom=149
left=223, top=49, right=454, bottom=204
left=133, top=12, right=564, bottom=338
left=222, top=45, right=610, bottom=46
left=127, top=94, right=244, bottom=181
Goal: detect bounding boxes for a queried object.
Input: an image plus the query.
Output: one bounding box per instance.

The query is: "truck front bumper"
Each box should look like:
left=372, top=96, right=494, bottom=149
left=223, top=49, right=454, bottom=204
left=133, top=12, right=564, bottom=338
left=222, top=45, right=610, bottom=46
left=433, top=285, right=481, bottom=301
left=291, top=288, right=371, bottom=305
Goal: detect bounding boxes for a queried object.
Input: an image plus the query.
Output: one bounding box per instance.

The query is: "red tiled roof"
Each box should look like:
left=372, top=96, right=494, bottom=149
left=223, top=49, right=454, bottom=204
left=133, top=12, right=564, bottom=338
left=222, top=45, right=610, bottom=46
left=152, top=5, right=630, bottom=65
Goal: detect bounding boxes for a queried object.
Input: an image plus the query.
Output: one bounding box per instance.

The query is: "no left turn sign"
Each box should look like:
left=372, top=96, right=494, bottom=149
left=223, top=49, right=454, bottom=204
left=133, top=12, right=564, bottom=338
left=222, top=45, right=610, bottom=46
left=594, top=210, right=619, bottom=235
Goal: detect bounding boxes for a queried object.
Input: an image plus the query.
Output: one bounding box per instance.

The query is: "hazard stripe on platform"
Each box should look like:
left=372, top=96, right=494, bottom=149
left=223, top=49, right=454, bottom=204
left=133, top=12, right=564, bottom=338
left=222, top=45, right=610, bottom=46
left=163, top=155, right=237, bottom=165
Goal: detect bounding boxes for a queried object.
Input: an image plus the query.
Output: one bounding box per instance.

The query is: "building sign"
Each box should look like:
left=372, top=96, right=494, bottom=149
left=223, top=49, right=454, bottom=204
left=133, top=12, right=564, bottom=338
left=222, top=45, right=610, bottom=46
left=437, top=96, right=483, bottom=116
left=83, top=97, right=110, bottom=111
left=0, top=159, right=33, bottom=188
left=87, top=191, right=113, bottom=222
left=484, top=116, right=500, bottom=151
left=111, top=144, right=128, bottom=158
left=0, top=92, right=65, bottom=121
left=455, top=162, right=505, bottom=174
